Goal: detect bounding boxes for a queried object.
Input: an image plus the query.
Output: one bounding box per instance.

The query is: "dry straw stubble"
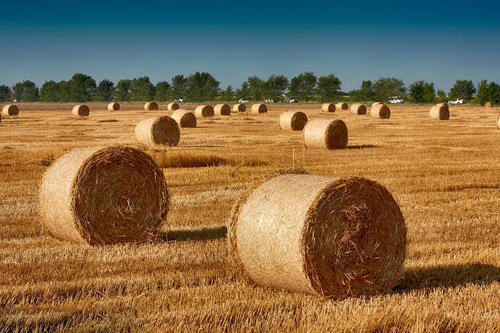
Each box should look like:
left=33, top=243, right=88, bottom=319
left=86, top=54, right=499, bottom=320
left=233, top=103, right=246, bottom=112
left=350, top=103, right=367, bottom=115
left=214, top=104, right=231, bottom=116
left=107, top=102, right=120, bottom=111
left=251, top=103, right=267, bottom=114
left=228, top=174, right=407, bottom=298
left=195, top=105, right=215, bottom=118
left=2, top=104, right=19, bottom=117
left=135, top=116, right=180, bottom=148
left=497, top=114, right=500, bottom=129
left=371, top=103, right=391, bottom=119
left=321, top=103, right=335, bottom=113
left=336, top=102, right=348, bottom=110
left=429, top=103, right=450, bottom=120
left=171, top=109, right=197, bottom=128
left=72, top=104, right=90, bottom=117
left=167, top=102, right=180, bottom=111
left=279, top=111, right=308, bottom=130
left=145, top=101, right=159, bottom=111
left=303, top=119, right=348, bottom=149
left=39, top=146, right=169, bottom=245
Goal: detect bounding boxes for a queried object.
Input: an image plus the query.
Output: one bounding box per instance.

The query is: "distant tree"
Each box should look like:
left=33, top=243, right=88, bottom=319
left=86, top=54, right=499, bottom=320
left=155, top=81, right=170, bottom=101
left=350, top=80, right=375, bottom=101
left=40, top=81, right=59, bottom=102
left=372, top=77, right=406, bottom=101
left=170, top=75, right=187, bottom=99
left=56, top=81, right=71, bottom=102
left=246, top=76, right=264, bottom=100
left=116, top=79, right=131, bottom=101
left=0, top=85, right=10, bottom=102
left=317, top=74, right=342, bottom=102
left=12, top=80, right=39, bottom=102
left=96, top=79, right=115, bottom=102
left=220, top=85, right=234, bottom=101
left=289, top=72, right=317, bottom=102
left=437, top=89, right=447, bottom=103
left=449, top=80, right=476, bottom=100
left=130, top=76, right=155, bottom=101
left=486, top=82, right=500, bottom=105
left=409, top=81, right=435, bottom=103
left=236, top=81, right=250, bottom=100
left=185, top=72, right=219, bottom=102
left=69, top=73, right=96, bottom=102
left=476, top=80, right=489, bottom=105
left=262, top=75, right=288, bottom=101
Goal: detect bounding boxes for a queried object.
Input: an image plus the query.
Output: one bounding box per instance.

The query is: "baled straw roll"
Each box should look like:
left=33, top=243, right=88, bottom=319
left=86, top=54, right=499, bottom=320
left=335, top=102, right=348, bottom=110
left=350, top=103, right=367, bottom=115
left=72, top=104, right=90, bottom=117
left=107, top=102, right=120, bottom=111
left=2, top=104, right=19, bottom=117
left=279, top=111, right=308, bottom=130
left=195, top=105, right=214, bottom=118
left=371, top=103, right=390, bottom=119
left=371, top=102, right=383, bottom=108
left=167, top=102, right=179, bottom=111
left=303, top=119, right=348, bottom=149
left=497, top=114, right=500, bottom=129
left=228, top=174, right=407, bottom=298
left=321, top=103, right=335, bottom=113
left=214, top=104, right=231, bottom=116
left=171, top=109, right=196, bottom=128
left=39, top=146, right=169, bottom=245
left=233, top=103, right=246, bottom=112
left=429, top=103, right=449, bottom=120
left=144, top=101, right=159, bottom=111
left=135, top=116, right=180, bottom=148
left=251, top=103, right=267, bottom=114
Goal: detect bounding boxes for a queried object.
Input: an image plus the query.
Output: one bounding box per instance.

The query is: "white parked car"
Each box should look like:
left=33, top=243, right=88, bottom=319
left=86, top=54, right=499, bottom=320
left=238, top=98, right=249, bottom=103
left=174, top=98, right=183, bottom=103
left=448, top=98, right=466, bottom=105
left=289, top=98, right=299, bottom=103
left=264, top=99, right=275, bottom=103
left=388, top=96, right=405, bottom=104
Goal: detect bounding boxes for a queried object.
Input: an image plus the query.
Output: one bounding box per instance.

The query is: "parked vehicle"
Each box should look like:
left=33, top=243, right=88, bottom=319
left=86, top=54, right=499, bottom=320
left=238, top=98, right=249, bottom=103
left=174, top=98, right=183, bottom=103
left=448, top=98, right=466, bottom=105
left=289, top=98, right=299, bottom=103
left=388, top=96, right=405, bottom=104
left=264, top=99, right=275, bottom=103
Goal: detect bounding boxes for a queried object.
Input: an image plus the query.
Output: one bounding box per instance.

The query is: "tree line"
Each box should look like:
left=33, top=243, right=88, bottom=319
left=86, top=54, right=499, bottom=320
left=1, top=72, right=499, bottom=105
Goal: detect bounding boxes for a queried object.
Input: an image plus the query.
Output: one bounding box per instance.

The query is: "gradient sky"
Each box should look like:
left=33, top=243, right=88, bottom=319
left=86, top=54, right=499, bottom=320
left=1, top=0, right=500, bottom=91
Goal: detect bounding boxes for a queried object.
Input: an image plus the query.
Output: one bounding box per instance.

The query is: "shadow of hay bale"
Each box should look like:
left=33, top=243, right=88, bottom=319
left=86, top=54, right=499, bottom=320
left=346, top=144, right=376, bottom=149
left=157, top=226, right=227, bottom=242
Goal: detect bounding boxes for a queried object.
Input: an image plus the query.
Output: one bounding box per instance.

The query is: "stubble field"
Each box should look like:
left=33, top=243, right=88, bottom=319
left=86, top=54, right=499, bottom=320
left=0, top=103, right=499, bottom=332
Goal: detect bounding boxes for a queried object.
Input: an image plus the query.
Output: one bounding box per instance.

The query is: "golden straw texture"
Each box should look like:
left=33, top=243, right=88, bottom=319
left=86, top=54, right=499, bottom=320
left=485, top=102, right=492, bottom=108
left=371, top=103, right=391, bottom=119
left=232, top=103, right=246, bottom=112
left=228, top=174, right=407, bottom=298
left=371, top=102, right=383, bottom=108
left=2, top=104, right=19, bottom=117
left=39, top=146, right=169, bottom=245
left=251, top=104, right=267, bottom=114
left=350, top=103, right=367, bottom=115
left=194, top=105, right=214, bottom=118
left=336, top=102, right=348, bottom=110
left=107, top=102, right=120, bottom=111
left=167, top=102, right=179, bottom=111
left=429, top=103, right=450, bottom=120
left=214, top=104, right=231, bottom=116
left=144, top=101, right=159, bottom=111
left=303, top=119, right=348, bottom=149
left=171, top=109, right=196, bottom=128
left=72, top=105, right=90, bottom=117
left=279, top=111, right=308, bottom=130
left=321, top=103, right=335, bottom=113
left=497, top=114, right=500, bottom=129
left=135, top=116, right=180, bottom=148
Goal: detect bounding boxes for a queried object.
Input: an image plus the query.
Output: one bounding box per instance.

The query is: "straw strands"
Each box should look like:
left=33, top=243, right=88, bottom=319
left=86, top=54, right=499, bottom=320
left=321, top=103, right=335, bottom=113
left=429, top=103, right=450, bottom=120
left=350, top=103, right=367, bottom=115
left=72, top=105, right=90, bottom=117
left=371, top=103, right=390, bottom=119
left=251, top=104, right=267, bottom=114
left=195, top=105, right=215, bottom=118
left=233, top=104, right=246, bottom=112
left=144, top=101, right=159, bottom=111
left=171, top=109, right=197, bottom=128
left=167, top=102, right=179, bottom=111
left=335, top=102, right=348, bottom=111
left=303, top=119, right=348, bottom=149
left=214, top=104, right=231, bottom=116
left=135, top=116, right=180, bottom=148
left=2, top=104, right=19, bottom=117
left=279, top=111, right=308, bottom=130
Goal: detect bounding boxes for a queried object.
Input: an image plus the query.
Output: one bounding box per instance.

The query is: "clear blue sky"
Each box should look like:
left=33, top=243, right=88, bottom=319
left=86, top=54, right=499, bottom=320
left=1, top=0, right=500, bottom=92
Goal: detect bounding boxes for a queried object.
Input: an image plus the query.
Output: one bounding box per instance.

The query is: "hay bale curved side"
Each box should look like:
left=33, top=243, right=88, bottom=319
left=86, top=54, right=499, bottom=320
left=233, top=104, right=246, bottom=112
left=107, top=102, right=120, bottom=111
left=2, top=104, right=20, bottom=117
left=194, top=105, right=214, bottom=118
left=303, top=119, right=348, bottom=149
left=167, top=102, right=179, bottom=111
left=335, top=102, right=348, bottom=111
left=228, top=174, right=407, bottom=298
left=429, top=103, right=450, bottom=120
left=280, top=111, right=308, bottom=130
left=371, top=103, right=390, bottom=119
left=171, top=109, right=196, bottom=128
left=321, top=103, right=335, bottom=113
left=39, top=146, right=169, bottom=245
left=251, top=104, right=267, bottom=114
left=497, top=114, right=500, bottom=129
left=214, top=104, right=231, bottom=116
left=371, top=102, right=383, bottom=108
left=144, top=101, right=159, bottom=111
left=135, top=116, right=180, bottom=148
left=350, top=103, right=367, bottom=115
left=72, top=104, right=90, bottom=117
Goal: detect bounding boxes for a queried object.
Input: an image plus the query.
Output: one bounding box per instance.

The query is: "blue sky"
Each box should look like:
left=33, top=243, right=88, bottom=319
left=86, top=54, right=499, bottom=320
left=1, top=0, right=500, bottom=91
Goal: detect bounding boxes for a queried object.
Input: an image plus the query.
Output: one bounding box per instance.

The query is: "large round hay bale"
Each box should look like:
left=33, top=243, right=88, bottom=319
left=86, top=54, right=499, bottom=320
left=167, top=102, right=179, bottom=111
left=251, top=103, right=267, bottom=114
left=2, top=104, right=19, bottom=117
left=228, top=174, right=407, bottom=298
left=335, top=102, right=348, bottom=111
left=279, top=111, right=308, bottom=131
left=39, top=146, right=169, bottom=245
left=233, top=103, right=246, bottom=112
left=194, top=105, right=214, bottom=118
left=72, top=104, right=90, bottom=117
left=171, top=109, right=196, bottom=128
left=350, top=103, right=367, bottom=115
left=371, top=103, right=390, bottom=119
left=135, top=116, right=180, bottom=148
left=497, top=114, right=500, bottom=129
left=429, top=103, right=449, bottom=120
left=303, top=119, right=348, bottom=149
left=321, top=103, right=335, bottom=113
left=214, top=104, right=231, bottom=116
left=107, top=102, right=120, bottom=111
left=144, top=101, right=159, bottom=111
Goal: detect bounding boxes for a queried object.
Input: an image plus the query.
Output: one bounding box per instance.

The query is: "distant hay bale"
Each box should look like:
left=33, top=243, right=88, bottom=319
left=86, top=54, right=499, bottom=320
left=171, top=109, right=196, bottom=128
left=497, top=114, right=500, bottom=129
left=144, top=101, right=159, bottom=111
left=280, top=111, right=308, bottom=130
left=370, top=103, right=391, bottom=119
left=228, top=174, right=407, bottom=298
left=39, top=146, right=169, bottom=245
left=429, top=103, right=450, bottom=120
left=485, top=102, right=492, bottom=108
left=135, top=116, right=180, bottom=148
left=195, top=105, right=214, bottom=118
left=2, top=104, right=19, bottom=117
left=335, top=102, right=348, bottom=110
left=167, top=102, right=179, bottom=111
left=107, top=102, right=120, bottom=111
left=233, top=103, right=246, bottom=112
left=350, top=103, right=367, bottom=115
left=72, top=104, right=90, bottom=117
left=321, top=103, right=335, bottom=113
left=214, top=104, right=231, bottom=116
left=303, top=119, right=348, bottom=149
left=251, top=103, right=267, bottom=114
left=371, top=102, right=383, bottom=108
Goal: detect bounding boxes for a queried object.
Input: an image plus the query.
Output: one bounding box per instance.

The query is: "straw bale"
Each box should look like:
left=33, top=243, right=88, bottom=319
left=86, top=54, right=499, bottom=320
left=429, top=103, right=449, bottom=120
left=214, top=104, right=231, bottom=116
left=135, top=116, right=180, bottom=148
left=279, top=111, right=308, bottom=130
left=303, top=119, right=348, bottom=149
left=171, top=109, right=196, bottom=128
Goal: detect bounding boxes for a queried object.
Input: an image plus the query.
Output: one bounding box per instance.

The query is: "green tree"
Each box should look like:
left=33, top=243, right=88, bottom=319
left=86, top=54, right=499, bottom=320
left=40, top=81, right=59, bottom=102
left=0, top=85, right=10, bottom=102
left=155, top=81, right=170, bottom=101
left=130, top=76, right=155, bottom=101
left=12, top=80, right=39, bottom=102
left=476, top=80, right=488, bottom=105
left=246, top=76, right=264, bottom=100
left=262, top=75, right=288, bottom=101
left=116, top=79, right=131, bottom=101
left=317, top=74, right=342, bottom=102
left=289, top=72, right=317, bottom=102
left=372, top=77, right=406, bottom=101
left=350, top=80, right=375, bottom=101
left=437, top=89, right=447, bottom=103
left=96, top=79, right=115, bottom=102
left=449, top=80, right=476, bottom=100
left=56, top=81, right=71, bottom=102
left=236, top=82, right=250, bottom=100
left=485, top=82, right=500, bottom=105
left=170, top=75, right=187, bottom=99
left=69, top=73, right=96, bottom=102
left=185, top=72, right=219, bottom=102
left=409, top=81, right=435, bottom=103
left=220, top=85, right=234, bottom=101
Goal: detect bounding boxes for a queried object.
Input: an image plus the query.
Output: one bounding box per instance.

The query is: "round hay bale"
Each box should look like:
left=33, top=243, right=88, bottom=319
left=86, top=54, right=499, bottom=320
left=370, top=103, right=390, bottom=119
left=485, top=102, right=492, bottom=108
left=251, top=103, right=267, bottom=114
left=429, top=103, right=449, bottom=120
left=321, top=103, right=335, bottom=113
left=72, top=104, right=90, bottom=117
left=279, top=111, right=308, bottom=131
left=171, top=109, right=196, bottom=128
left=135, top=116, right=180, bottom=148
left=228, top=174, right=407, bottom=298
left=39, top=146, right=169, bottom=245
left=335, top=102, right=348, bottom=111
left=497, top=114, right=500, bottom=129
left=214, top=104, right=231, bottom=116
left=167, top=102, right=179, bottom=111
left=2, top=104, right=19, bottom=117
left=233, top=103, right=246, bottom=112
left=194, top=105, right=214, bottom=118
left=107, top=102, right=120, bottom=111
left=350, top=103, right=367, bottom=115
left=303, top=119, right=348, bottom=149
left=371, top=102, right=383, bottom=108
left=144, top=101, right=159, bottom=111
